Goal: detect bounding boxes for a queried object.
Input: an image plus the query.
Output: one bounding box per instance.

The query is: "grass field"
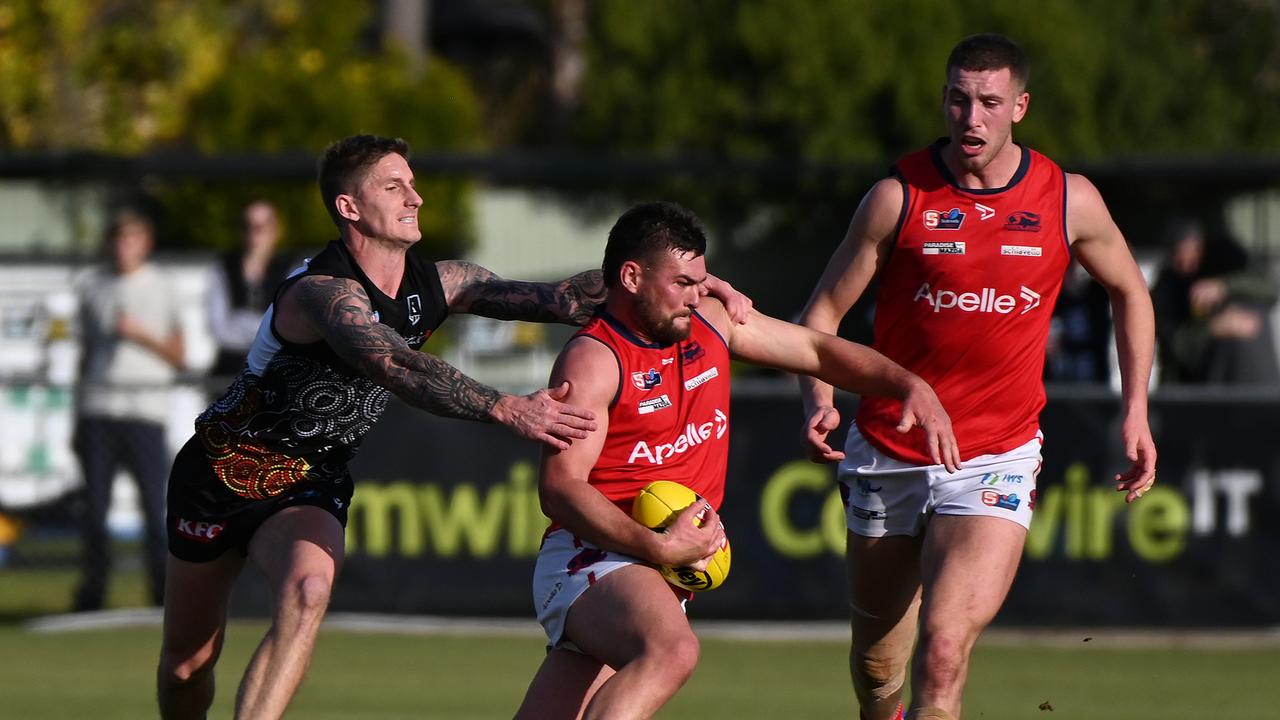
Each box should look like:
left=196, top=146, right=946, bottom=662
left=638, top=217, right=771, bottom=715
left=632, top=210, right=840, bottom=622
left=2, top=617, right=1278, bottom=719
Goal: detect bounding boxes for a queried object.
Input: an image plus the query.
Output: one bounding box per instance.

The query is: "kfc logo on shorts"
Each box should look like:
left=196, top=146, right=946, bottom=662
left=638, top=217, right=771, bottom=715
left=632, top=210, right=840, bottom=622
left=980, top=490, right=1021, bottom=511
left=175, top=517, right=226, bottom=543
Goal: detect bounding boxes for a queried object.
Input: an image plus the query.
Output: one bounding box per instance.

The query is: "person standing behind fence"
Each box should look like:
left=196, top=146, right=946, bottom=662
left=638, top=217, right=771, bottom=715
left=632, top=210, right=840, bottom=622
left=1151, top=219, right=1280, bottom=385
left=73, top=209, right=185, bottom=612
left=206, top=200, right=294, bottom=380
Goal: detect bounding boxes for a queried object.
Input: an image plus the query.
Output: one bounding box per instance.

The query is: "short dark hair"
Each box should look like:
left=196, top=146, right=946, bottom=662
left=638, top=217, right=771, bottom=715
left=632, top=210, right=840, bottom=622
left=107, top=208, right=154, bottom=241
left=603, top=202, right=708, bottom=289
left=317, top=135, right=411, bottom=227
left=947, top=33, right=1029, bottom=88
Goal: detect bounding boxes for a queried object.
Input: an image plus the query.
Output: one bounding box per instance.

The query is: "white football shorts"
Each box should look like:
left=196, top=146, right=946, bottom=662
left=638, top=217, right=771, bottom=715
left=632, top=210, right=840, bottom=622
left=837, top=424, right=1043, bottom=537
left=532, top=529, right=644, bottom=648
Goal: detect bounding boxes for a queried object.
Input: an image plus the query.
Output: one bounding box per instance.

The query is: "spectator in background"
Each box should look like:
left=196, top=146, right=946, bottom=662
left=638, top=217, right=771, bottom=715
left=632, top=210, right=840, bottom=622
left=73, top=209, right=184, bottom=611
left=1152, top=219, right=1280, bottom=385
left=1045, top=260, right=1113, bottom=384
left=206, top=200, right=293, bottom=379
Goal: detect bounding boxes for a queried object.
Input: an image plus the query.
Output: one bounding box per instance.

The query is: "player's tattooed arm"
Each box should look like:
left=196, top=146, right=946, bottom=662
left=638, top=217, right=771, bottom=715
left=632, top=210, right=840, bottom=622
left=436, top=261, right=606, bottom=325
left=289, top=276, right=597, bottom=448
left=437, top=261, right=753, bottom=326
left=293, top=276, right=499, bottom=420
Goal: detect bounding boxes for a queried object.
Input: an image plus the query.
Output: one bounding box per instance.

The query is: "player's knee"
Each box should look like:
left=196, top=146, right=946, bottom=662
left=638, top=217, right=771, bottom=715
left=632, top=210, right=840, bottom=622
left=284, top=572, right=333, bottom=618
left=643, top=628, right=700, bottom=683
left=915, top=633, right=967, bottom=691
left=664, top=631, right=700, bottom=681
left=851, top=644, right=907, bottom=704
left=157, top=644, right=217, bottom=686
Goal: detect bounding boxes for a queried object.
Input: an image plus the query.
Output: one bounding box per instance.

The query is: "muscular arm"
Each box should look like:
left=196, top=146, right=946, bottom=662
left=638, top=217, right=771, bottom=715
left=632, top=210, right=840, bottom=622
left=437, top=261, right=607, bottom=325
left=702, top=298, right=960, bottom=471
left=1067, top=173, right=1157, bottom=501
left=436, top=261, right=753, bottom=326
left=795, top=177, right=902, bottom=459
left=280, top=275, right=596, bottom=448
left=538, top=338, right=724, bottom=567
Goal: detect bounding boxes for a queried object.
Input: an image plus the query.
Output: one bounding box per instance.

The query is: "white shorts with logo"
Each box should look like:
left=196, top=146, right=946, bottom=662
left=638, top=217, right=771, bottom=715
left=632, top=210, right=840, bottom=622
left=532, top=529, right=645, bottom=648
left=838, top=424, right=1043, bottom=537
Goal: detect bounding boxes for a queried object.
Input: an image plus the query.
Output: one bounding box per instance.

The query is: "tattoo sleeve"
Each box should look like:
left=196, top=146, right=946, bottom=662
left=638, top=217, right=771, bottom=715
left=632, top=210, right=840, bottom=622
left=439, top=261, right=606, bottom=325
left=294, top=277, right=501, bottom=422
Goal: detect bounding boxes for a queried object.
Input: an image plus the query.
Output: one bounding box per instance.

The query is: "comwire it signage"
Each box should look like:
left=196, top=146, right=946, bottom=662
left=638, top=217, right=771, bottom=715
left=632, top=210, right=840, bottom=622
left=321, top=393, right=1279, bottom=627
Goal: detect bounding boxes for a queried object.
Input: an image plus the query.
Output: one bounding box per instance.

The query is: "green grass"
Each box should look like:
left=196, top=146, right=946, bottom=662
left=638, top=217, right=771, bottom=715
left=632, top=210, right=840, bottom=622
left=0, top=622, right=1277, bottom=719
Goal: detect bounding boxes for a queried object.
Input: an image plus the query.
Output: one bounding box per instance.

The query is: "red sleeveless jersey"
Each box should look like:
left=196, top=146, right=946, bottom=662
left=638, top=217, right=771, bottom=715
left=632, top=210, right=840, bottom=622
left=857, top=141, right=1070, bottom=464
left=576, top=309, right=731, bottom=512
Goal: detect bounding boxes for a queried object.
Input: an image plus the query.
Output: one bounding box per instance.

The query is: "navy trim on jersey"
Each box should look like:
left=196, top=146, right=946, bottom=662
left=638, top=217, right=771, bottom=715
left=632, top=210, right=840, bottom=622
left=599, top=309, right=667, bottom=349
left=1060, top=168, right=1073, bottom=258
left=573, top=333, right=625, bottom=409
left=691, top=309, right=728, bottom=350
left=887, top=172, right=911, bottom=259
left=928, top=138, right=1031, bottom=195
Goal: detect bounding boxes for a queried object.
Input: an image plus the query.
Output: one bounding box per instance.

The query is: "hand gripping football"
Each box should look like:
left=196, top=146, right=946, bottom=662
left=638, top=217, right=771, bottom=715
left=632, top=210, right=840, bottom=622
left=631, top=480, right=731, bottom=591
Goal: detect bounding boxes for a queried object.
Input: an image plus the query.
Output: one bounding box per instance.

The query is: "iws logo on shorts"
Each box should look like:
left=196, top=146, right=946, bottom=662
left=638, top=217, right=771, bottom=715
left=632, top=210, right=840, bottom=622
left=980, top=490, right=1021, bottom=511
left=174, top=517, right=226, bottom=543
left=923, top=208, right=965, bottom=230
left=979, top=472, right=1026, bottom=486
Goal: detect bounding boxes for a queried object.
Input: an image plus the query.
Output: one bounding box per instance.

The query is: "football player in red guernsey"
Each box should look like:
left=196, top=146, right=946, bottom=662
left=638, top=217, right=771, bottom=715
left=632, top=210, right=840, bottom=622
left=798, top=34, right=1157, bottom=720
left=516, top=201, right=959, bottom=720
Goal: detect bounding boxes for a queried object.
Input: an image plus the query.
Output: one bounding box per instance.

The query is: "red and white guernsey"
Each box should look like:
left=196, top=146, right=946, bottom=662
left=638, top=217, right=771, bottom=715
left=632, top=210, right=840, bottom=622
left=857, top=141, right=1070, bottom=464
left=576, top=309, right=731, bottom=513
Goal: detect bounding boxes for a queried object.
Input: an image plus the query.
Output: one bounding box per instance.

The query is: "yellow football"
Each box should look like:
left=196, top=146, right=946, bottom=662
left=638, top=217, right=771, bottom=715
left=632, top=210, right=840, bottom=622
left=631, top=480, right=731, bottom=592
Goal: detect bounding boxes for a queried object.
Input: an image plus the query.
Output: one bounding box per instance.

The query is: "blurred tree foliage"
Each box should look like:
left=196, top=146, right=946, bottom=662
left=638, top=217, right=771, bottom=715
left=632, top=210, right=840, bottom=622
left=573, top=0, right=1280, bottom=162
left=0, top=0, right=483, bottom=255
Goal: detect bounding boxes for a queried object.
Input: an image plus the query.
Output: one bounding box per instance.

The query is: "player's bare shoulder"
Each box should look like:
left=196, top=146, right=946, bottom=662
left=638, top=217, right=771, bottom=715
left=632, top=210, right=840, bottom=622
left=1063, top=172, right=1119, bottom=246
left=693, top=296, right=737, bottom=339
left=552, top=334, right=621, bottom=406
left=858, top=176, right=909, bottom=238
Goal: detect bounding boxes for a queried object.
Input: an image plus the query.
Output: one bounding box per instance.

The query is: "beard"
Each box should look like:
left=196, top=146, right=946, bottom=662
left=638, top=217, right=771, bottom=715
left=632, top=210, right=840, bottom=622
left=635, top=295, right=692, bottom=346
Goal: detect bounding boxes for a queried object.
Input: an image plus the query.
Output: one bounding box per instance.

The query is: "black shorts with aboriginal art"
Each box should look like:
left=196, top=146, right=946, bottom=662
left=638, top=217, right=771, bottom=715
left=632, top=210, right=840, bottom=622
left=165, top=435, right=353, bottom=562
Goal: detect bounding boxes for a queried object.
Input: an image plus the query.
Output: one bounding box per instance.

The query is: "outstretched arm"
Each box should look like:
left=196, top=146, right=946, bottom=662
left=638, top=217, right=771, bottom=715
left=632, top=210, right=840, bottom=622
left=280, top=275, right=597, bottom=449
left=1068, top=173, right=1157, bottom=502
left=437, top=261, right=755, bottom=326
left=538, top=337, right=724, bottom=567
left=437, top=262, right=607, bottom=325
left=701, top=298, right=960, bottom=471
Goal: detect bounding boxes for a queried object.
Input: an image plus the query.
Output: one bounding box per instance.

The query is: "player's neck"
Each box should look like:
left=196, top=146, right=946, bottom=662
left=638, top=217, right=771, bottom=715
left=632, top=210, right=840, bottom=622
left=943, top=139, right=1021, bottom=190
left=606, top=299, right=660, bottom=346
left=343, top=234, right=407, bottom=298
